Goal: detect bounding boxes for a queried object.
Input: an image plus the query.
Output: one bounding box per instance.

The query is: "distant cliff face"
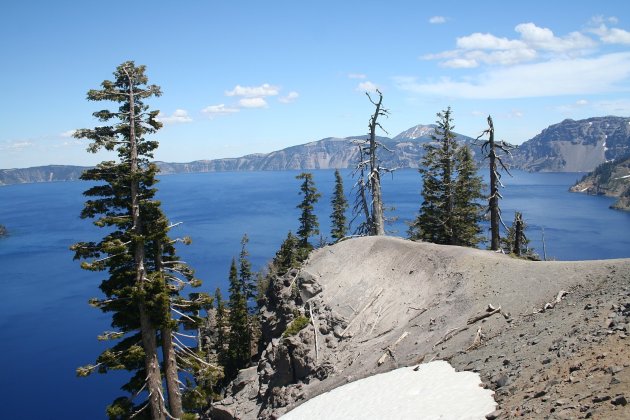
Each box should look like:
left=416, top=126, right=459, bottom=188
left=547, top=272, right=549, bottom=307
left=0, top=165, right=87, bottom=186
left=511, top=116, right=630, bottom=172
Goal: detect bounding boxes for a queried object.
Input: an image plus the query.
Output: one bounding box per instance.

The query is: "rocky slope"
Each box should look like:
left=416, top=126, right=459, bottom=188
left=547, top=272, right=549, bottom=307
left=511, top=116, right=630, bottom=172
left=211, top=236, right=630, bottom=419
left=570, top=156, right=630, bottom=211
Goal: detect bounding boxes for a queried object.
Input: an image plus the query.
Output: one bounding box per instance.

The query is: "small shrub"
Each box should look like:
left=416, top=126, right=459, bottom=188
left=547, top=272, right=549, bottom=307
left=282, top=315, right=310, bottom=338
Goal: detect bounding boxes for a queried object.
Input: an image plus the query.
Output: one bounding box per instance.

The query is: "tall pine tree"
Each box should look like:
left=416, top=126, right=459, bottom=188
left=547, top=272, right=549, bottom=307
left=410, top=107, right=483, bottom=247
left=71, top=62, right=198, bottom=419
left=226, top=258, right=250, bottom=379
left=330, top=169, right=348, bottom=242
left=452, top=146, right=485, bottom=247
left=296, top=172, right=321, bottom=250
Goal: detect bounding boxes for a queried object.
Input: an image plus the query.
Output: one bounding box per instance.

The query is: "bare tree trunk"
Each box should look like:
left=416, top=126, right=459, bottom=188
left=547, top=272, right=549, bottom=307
left=126, top=68, right=167, bottom=420
left=514, top=212, right=523, bottom=257
left=368, top=92, right=385, bottom=236
left=487, top=122, right=500, bottom=251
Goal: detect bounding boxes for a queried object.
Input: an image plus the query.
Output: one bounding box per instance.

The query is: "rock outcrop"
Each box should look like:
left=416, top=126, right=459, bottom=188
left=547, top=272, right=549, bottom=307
left=511, top=116, right=630, bottom=172
left=209, top=236, right=630, bottom=419
left=570, top=156, right=630, bottom=211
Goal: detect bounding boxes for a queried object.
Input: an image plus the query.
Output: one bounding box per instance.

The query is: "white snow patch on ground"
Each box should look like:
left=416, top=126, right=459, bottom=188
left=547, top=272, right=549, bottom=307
left=281, top=361, right=496, bottom=420
left=614, top=174, right=630, bottom=179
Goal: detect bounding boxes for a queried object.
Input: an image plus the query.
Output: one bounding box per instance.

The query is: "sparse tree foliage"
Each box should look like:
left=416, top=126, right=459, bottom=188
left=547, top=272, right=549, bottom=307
left=501, top=212, right=537, bottom=258
left=352, top=89, right=392, bottom=236
left=296, top=172, right=321, bottom=249
left=410, top=107, right=484, bottom=247
left=476, top=115, right=517, bottom=251
left=71, top=62, right=202, bottom=419
left=330, top=169, right=349, bottom=241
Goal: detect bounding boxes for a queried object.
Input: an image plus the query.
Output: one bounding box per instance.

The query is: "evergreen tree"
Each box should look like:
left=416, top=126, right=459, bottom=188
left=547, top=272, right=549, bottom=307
left=226, top=258, right=250, bottom=379
left=239, top=234, right=256, bottom=307
left=452, top=146, right=485, bottom=247
left=330, top=169, right=349, bottom=242
left=501, top=212, right=537, bottom=258
left=296, top=172, right=321, bottom=249
left=273, top=231, right=300, bottom=276
left=410, top=107, right=457, bottom=244
left=410, top=107, right=484, bottom=247
left=71, top=62, right=198, bottom=419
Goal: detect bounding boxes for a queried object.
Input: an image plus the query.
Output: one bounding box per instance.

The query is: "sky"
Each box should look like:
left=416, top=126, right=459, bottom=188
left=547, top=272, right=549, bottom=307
left=1, top=0, right=630, bottom=168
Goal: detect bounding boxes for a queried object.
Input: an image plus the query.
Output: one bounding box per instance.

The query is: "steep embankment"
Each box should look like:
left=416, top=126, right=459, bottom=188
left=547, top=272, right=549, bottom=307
left=570, top=156, right=630, bottom=211
left=213, top=236, right=630, bottom=419
left=511, top=116, right=630, bottom=172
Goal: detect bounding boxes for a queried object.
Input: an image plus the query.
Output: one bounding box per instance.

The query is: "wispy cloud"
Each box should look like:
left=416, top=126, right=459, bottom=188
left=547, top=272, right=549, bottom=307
left=238, top=97, right=268, bottom=108
left=429, top=16, right=447, bottom=24
left=201, top=104, right=240, bottom=118
left=60, top=129, right=76, bottom=138
left=0, top=140, right=33, bottom=151
left=279, top=91, right=299, bottom=103
left=348, top=73, right=367, bottom=79
left=225, top=83, right=279, bottom=98
left=157, top=109, right=193, bottom=124
left=396, top=52, right=630, bottom=99
left=357, top=81, right=379, bottom=92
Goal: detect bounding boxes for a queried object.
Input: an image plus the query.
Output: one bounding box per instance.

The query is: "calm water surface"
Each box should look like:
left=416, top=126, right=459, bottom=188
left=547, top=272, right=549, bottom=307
left=0, top=169, right=629, bottom=418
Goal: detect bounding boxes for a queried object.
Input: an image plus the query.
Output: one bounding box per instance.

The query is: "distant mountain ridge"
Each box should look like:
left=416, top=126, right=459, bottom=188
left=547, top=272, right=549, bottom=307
left=1, top=124, right=476, bottom=185
left=3, top=117, right=630, bottom=186
left=510, top=116, right=630, bottom=172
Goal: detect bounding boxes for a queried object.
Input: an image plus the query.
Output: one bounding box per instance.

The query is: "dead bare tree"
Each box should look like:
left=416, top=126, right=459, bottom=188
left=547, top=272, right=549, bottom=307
left=476, top=115, right=517, bottom=251
left=351, top=89, right=392, bottom=236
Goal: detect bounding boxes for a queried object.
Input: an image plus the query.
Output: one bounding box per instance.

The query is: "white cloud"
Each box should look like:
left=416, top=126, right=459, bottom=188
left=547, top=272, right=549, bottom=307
left=514, top=23, right=596, bottom=52
left=593, top=99, right=630, bottom=114
left=429, top=16, right=446, bottom=24
left=576, top=99, right=589, bottom=106
left=279, top=91, right=299, bottom=103
left=357, top=81, right=378, bottom=92
left=201, top=104, right=240, bottom=118
left=591, top=24, right=630, bottom=45
left=225, top=83, right=279, bottom=97
left=0, top=140, right=33, bottom=151
left=348, top=73, right=367, bottom=79
left=426, top=22, right=600, bottom=69
left=156, top=109, right=193, bottom=125
left=456, top=32, right=527, bottom=50
left=395, top=52, right=630, bottom=99
left=238, top=97, right=268, bottom=108
left=60, top=129, right=76, bottom=138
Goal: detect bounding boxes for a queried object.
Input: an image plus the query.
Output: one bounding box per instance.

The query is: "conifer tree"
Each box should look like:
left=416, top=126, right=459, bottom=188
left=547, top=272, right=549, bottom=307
left=226, top=258, right=250, bottom=379
left=71, top=62, right=198, bottom=419
left=274, top=231, right=300, bottom=276
left=330, top=169, right=349, bottom=242
left=501, top=212, right=536, bottom=258
left=296, top=172, right=321, bottom=249
left=452, top=146, right=485, bottom=247
left=410, top=107, right=483, bottom=247
left=239, top=234, right=256, bottom=307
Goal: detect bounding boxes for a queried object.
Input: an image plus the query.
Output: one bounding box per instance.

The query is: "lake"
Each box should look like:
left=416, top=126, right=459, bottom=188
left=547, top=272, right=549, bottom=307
left=0, top=169, right=629, bottom=418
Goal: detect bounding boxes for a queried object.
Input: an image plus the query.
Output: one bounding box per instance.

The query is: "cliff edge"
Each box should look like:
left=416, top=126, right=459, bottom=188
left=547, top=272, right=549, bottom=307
left=211, top=236, right=630, bottom=419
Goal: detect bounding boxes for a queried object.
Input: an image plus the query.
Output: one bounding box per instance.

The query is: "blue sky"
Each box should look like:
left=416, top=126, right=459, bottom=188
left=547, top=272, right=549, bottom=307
left=1, top=0, right=629, bottom=168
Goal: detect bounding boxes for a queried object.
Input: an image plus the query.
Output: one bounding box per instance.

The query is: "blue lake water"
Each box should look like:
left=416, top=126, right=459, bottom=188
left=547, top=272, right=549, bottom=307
left=1, top=169, right=629, bottom=418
